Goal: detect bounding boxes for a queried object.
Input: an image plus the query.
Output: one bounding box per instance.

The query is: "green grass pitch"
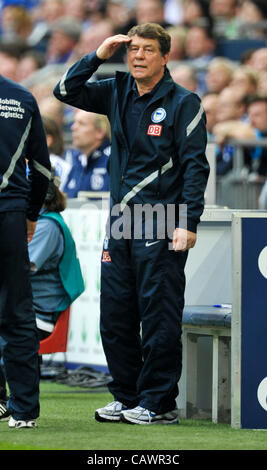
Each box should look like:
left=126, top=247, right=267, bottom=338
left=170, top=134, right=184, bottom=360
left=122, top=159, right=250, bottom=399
left=0, top=382, right=266, bottom=451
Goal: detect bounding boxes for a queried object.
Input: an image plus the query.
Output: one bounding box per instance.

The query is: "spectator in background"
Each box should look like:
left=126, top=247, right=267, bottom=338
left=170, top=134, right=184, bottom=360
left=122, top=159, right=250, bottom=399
left=33, top=0, right=65, bottom=25
left=237, top=0, right=267, bottom=22
left=26, top=0, right=65, bottom=53
left=249, top=48, right=267, bottom=72
left=213, top=86, right=250, bottom=175
left=0, top=42, right=23, bottom=81
left=28, top=69, right=61, bottom=96
left=38, top=95, right=64, bottom=126
left=182, top=0, right=212, bottom=28
left=213, top=121, right=256, bottom=175
left=16, top=49, right=46, bottom=82
left=185, top=24, right=216, bottom=65
left=211, top=95, right=267, bottom=180
left=106, top=0, right=135, bottom=35
left=46, top=16, right=82, bottom=64
left=185, top=24, right=216, bottom=94
left=64, top=0, right=87, bottom=24
left=201, top=92, right=219, bottom=138
left=63, top=110, right=111, bottom=198
left=205, top=57, right=235, bottom=94
left=30, top=72, right=75, bottom=135
left=166, top=25, right=187, bottom=61
left=73, top=19, right=115, bottom=61
left=0, top=3, right=33, bottom=43
left=171, top=63, right=199, bottom=93
left=134, top=0, right=171, bottom=28
left=209, top=0, right=240, bottom=38
left=38, top=93, right=74, bottom=137
left=28, top=167, right=85, bottom=340
left=164, top=0, right=184, bottom=25
left=240, top=47, right=258, bottom=65
left=216, top=86, right=247, bottom=124
left=236, top=0, right=267, bottom=39
left=42, top=115, right=71, bottom=190
left=229, top=64, right=258, bottom=97
left=83, top=0, right=108, bottom=25
left=246, top=95, right=267, bottom=178
left=257, top=70, right=267, bottom=97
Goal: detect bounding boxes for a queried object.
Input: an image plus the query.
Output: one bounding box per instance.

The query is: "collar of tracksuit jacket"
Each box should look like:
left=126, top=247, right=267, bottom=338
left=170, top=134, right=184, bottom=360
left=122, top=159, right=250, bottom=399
left=115, top=67, right=175, bottom=130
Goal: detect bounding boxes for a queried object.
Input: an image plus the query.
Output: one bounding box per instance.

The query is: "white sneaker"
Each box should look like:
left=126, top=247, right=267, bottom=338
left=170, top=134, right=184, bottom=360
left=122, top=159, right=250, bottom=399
left=8, top=416, right=37, bottom=429
left=121, top=406, right=179, bottom=425
left=95, top=400, right=127, bottom=422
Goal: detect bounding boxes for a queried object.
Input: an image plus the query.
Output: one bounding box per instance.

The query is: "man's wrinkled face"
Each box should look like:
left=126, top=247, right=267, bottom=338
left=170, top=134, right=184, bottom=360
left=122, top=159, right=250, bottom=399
left=127, top=35, right=169, bottom=86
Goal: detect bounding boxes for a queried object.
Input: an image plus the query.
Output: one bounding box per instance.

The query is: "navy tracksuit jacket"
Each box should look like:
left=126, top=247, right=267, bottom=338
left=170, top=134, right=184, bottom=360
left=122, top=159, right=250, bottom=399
left=0, top=75, right=51, bottom=420
left=0, top=76, right=51, bottom=220
left=54, top=52, right=209, bottom=413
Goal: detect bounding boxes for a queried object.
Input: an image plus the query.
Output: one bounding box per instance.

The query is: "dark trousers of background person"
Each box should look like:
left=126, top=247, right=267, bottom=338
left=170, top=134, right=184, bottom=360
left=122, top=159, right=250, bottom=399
left=0, top=211, right=40, bottom=420
left=100, top=211, right=188, bottom=415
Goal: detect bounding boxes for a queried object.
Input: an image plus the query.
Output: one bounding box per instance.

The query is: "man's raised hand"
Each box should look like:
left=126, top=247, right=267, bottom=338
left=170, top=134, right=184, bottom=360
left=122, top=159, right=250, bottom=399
left=96, top=34, right=131, bottom=60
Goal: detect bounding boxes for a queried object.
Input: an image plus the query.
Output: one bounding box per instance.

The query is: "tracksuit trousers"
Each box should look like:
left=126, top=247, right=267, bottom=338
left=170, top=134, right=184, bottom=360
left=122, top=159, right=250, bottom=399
left=100, top=212, right=188, bottom=414
left=0, top=211, right=40, bottom=420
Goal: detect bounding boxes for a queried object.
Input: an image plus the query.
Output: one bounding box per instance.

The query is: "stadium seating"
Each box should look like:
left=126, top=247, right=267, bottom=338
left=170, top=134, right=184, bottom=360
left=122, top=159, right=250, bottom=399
left=215, top=38, right=266, bottom=61
left=39, top=306, right=71, bottom=354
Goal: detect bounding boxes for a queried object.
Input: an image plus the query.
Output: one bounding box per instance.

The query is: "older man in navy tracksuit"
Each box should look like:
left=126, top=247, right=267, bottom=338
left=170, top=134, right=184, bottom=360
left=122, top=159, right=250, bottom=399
left=0, top=74, right=51, bottom=428
left=54, top=23, right=209, bottom=425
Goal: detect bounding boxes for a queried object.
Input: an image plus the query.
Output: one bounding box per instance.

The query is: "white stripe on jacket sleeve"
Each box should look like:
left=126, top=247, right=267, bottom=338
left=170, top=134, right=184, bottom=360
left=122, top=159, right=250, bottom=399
left=0, top=117, right=32, bottom=192
left=186, top=103, right=204, bottom=137
left=120, top=157, right=173, bottom=211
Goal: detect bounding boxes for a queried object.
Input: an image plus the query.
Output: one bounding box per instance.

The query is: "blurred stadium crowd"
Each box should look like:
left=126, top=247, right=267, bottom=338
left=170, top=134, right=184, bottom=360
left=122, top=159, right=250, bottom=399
left=0, top=0, right=267, bottom=208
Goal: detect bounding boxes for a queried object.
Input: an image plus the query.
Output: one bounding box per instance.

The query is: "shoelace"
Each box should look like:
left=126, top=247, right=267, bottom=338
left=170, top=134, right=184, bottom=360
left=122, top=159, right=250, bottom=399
left=135, top=406, right=156, bottom=422
left=106, top=401, right=122, bottom=410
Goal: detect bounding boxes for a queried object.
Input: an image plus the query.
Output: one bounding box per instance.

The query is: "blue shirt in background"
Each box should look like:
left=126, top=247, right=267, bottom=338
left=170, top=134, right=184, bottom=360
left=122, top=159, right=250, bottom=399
left=28, top=210, right=69, bottom=316
left=63, top=139, right=110, bottom=198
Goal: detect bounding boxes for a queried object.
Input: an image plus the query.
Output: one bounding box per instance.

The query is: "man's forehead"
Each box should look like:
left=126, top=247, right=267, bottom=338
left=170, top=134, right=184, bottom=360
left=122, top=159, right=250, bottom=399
left=129, top=35, right=159, bottom=47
